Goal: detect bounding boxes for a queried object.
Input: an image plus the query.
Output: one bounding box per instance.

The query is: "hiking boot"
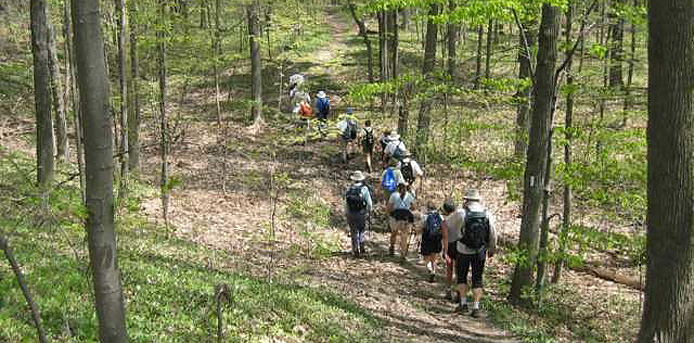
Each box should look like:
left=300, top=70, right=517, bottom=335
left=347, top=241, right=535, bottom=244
left=456, top=303, right=469, bottom=315
left=470, top=308, right=481, bottom=318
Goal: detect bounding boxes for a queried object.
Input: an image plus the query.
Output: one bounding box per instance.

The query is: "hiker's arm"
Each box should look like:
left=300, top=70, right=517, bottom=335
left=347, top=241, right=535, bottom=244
left=441, top=220, right=449, bottom=255
left=364, top=188, right=373, bottom=213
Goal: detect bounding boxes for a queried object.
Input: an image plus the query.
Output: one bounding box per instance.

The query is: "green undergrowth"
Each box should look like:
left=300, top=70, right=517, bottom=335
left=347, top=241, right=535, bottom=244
left=0, top=151, right=382, bottom=343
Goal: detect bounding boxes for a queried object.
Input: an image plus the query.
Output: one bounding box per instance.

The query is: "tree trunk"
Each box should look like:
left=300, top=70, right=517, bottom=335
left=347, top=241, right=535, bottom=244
left=509, top=3, right=560, bottom=305
left=213, top=0, right=221, bottom=126
left=446, top=0, right=460, bottom=82
left=128, top=0, right=140, bottom=174
left=248, top=2, right=263, bottom=126
left=346, top=0, right=374, bottom=83
left=514, top=21, right=535, bottom=159
left=30, top=0, right=55, bottom=192
left=637, top=0, right=694, bottom=341
left=484, top=19, right=493, bottom=83
left=553, top=2, right=574, bottom=284
left=48, top=16, right=68, bottom=163
left=414, top=3, right=438, bottom=158
left=64, top=0, right=86, bottom=203
left=608, top=0, right=625, bottom=89
left=536, top=129, right=554, bottom=296
left=621, top=0, right=637, bottom=127
left=0, top=235, right=49, bottom=343
left=390, top=10, right=399, bottom=81
left=157, top=0, right=170, bottom=227
left=116, top=0, right=128, bottom=197
left=72, top=0, right=129, bottom=341
left=474, top=25, right=483, bottom=89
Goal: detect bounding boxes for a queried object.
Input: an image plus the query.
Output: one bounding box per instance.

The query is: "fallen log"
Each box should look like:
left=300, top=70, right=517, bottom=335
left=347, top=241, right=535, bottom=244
left=571, top=264, right=644, bottom=291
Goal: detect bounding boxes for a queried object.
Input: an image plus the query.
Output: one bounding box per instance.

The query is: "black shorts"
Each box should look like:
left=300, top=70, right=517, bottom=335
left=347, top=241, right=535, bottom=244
left=456, top=249, right=486, bottom=288
left=447, top=242, right=458, bottom=261
left=421, top=236, right=442, bottom=256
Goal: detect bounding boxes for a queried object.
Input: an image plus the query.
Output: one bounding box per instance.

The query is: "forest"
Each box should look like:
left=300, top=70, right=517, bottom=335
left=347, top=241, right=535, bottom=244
left=0, top=0, right=692, bottom=342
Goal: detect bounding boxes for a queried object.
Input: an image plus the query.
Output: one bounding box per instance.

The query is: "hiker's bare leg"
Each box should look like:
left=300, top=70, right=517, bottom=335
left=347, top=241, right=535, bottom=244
left=342, top=140, right=348, bottom=162
left=472, top=288, right=483, bottom=303
left=425, top=255, right=436, bottom=274
left=365, top=152, right=372, bottom=172
left=398, top=223, right=410, bottom=258
left=388, top=217, right=397, bottom=254
left=456, top=283, right=469, bottom=302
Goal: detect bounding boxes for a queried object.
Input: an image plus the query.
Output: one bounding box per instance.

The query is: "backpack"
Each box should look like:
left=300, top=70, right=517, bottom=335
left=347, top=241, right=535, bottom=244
left=345, top=185, right=366, bottom=212
left=401, top=160, right=415, bottom=184
left=391, top=142, right=406, bottom=160
left=461, top=210, right=490, bottom=250
left=343, top=120, right=357, bottom=140
left=362, top=128, right=374, bottom=147
left=317, top=97, right=330, bottom=114
left=299, top=102, right=313, bottom=117
left=381, top=168, right=396, bottom=192
left=423, top=211, right=443, bottom=242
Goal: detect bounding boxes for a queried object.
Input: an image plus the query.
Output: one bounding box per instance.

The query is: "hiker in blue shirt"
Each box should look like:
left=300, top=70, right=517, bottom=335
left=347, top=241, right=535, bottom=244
left=380, top=158, right=404, bottom=207
left=315, top=91, right=330, bottom=122
left=344, top=171, right=373, bottom=257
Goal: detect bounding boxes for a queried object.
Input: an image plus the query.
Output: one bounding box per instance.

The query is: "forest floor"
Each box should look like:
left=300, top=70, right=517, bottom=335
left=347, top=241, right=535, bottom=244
left=138, top=8, right=522, bottom=343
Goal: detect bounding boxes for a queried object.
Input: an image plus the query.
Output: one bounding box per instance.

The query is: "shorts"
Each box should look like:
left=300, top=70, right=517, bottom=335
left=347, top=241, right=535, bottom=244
left=420, top=236, right=442, bottom=256
left=363, top=142, right=374, bottom=154
left=447, top=242, right=458, bottom=261
left=456, top=249, right=486, bottom=288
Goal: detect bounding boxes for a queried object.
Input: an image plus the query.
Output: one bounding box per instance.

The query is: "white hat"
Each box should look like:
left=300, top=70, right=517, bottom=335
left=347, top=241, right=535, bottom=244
left=350, top=171, right=366, bottom=181
left=317, top=91, right=326, bottom=99
left=463, top=189, right=482, bottom=201
left=388, top=131, right=400, bottom=141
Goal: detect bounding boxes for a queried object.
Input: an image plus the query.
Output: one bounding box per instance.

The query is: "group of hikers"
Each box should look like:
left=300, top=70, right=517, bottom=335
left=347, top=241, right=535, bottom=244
left=286, top=78, right=497, bottom=318
left=340, top=124, right=497, bottom=319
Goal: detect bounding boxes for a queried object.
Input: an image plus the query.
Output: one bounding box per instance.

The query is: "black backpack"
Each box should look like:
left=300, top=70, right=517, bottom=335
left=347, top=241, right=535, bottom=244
left=345, top=185, right=366, bottom=212
left=343, top=120, right=357, bottom=140
left=401, top=160, right=415, bottom=184
left=363, top=128, right=374, bottom=147
left=461, top=210, right=489, bottom=250
left=423, top=211, right=443, bottom=242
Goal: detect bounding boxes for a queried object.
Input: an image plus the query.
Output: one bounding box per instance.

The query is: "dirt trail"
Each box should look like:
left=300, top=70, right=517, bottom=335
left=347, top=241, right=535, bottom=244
left=142, top=8, right=520, bottom=343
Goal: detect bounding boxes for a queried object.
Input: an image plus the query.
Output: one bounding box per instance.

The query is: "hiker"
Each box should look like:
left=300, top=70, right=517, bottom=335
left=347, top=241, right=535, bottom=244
left=452, top=189, right=497, bottom=318
left=386, top=181, right=416, bottom=259
left=420, top=201, right=443, bottom=282
left=316, top=91, right=330, bottom=122
left=441, top=199, right=462, bottom=302
left=337, top=109, right=358, bottom=163
left=361, top=120, right=375, bottom=173
left=384, top=131, right=408, bottom=162
left=380, top=158, right=404, bottom=206
left=344, top=171, right=373, bottom=257
left=292, top=89, right=311, bottom=116
left=400, top=151, right=424, bottom=191
left=379, top=129, right=392, bottom=165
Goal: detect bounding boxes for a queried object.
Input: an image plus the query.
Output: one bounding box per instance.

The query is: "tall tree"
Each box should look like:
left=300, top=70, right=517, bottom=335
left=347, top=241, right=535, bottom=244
left=414, top=3, right=438, bottom=158
left=48, top=17, right=69, bottom=163
left=484, top=19, right=493, bottom=82
left=446, top=0, right=460, bottom=82
left=553, top=1, right=574, bottom=284
left=509, top=3, right=560, bottom=305
left=474, top=25, right=483, bottom=89
left=116, top=0, right=128, bottom=196
left=637, top=0, right=694, bottom=341
left=30, top=0, right=54, bottom=192
left=346, top=0, right=374, bottom=83
left=157, top=0, right=170, bottom=226
left=608, top=0, right=625, bottom=88
left=513, top=18, right=535, bottom=159
left=248, top=1, right=263, bottom=126
left=128, top=0, right=140, bottom=173
left=72, top=0, right=129, bottom=341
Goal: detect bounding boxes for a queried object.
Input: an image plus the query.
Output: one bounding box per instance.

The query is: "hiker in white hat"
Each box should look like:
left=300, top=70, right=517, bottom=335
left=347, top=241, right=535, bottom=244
left=384, top=130, right=408, bottom=162
left=344, top=170, right=373, bottom=257
left=445, top=189, right=497, bottom=318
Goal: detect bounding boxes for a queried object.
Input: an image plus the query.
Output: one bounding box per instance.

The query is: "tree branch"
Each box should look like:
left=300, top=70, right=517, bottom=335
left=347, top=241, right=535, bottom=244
left=511, top=8, right=535, bottom=80
left=554, top=0, right=600, bottom=84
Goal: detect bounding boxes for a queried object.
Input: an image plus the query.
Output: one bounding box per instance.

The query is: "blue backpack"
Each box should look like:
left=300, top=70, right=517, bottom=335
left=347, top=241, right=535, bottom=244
left=317, top=97, right=330, bottom=114
left=382, top=168, right=397, bottom=192
left=423, top=211, right=443, bottom=242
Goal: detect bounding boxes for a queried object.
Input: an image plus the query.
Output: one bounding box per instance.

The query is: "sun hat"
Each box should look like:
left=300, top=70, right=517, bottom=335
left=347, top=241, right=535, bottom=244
left=317, top=91, right=326, bottom=98
left=463, top=189, right=482, bottom=202
left=350, top=171, right=366, bottom=181
left=388, top=131, right=400, bottom=141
